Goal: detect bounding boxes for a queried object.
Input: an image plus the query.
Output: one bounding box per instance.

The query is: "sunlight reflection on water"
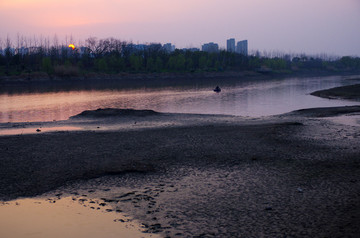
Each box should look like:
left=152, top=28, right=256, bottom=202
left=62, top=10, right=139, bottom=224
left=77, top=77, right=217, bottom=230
left=0, top=197, right=158, bottom=238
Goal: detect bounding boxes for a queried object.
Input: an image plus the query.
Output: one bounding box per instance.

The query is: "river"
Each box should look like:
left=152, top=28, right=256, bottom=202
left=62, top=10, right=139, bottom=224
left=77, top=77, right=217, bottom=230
left=0, top=75, right=359, bottom=123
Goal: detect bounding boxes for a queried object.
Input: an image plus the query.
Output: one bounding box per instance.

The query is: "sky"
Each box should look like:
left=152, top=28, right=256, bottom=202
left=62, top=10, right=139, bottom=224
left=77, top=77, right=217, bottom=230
left=0, top=0, right=359, bottom=56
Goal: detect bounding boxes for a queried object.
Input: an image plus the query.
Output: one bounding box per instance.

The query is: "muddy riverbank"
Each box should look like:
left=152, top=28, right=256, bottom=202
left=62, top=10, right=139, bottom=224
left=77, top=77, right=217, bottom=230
left=311, top=83, right=360, bottom=101
left=0, top=107, right=360, bottom=237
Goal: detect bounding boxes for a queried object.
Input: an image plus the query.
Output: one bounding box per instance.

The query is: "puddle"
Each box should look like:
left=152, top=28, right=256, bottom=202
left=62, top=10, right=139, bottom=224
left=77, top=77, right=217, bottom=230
left=0, top=126, right=81, bottom=136
left=0, top=196, right=158, bottom=238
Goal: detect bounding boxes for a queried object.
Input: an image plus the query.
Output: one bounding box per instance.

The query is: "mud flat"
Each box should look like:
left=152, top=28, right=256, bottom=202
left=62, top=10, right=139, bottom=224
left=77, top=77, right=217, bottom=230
left=1, top=108, right=360, bottom=237
left=311, top=83, right=360, bottom=101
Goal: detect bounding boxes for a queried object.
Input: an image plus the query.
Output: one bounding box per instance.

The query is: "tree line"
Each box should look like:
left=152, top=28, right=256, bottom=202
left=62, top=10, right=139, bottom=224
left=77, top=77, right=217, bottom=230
left=0, top=36, right=359, bottom=78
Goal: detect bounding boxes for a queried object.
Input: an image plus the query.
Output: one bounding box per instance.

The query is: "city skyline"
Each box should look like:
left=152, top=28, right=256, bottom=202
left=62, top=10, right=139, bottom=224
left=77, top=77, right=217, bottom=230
left=1, top=0, right=359, bottom=56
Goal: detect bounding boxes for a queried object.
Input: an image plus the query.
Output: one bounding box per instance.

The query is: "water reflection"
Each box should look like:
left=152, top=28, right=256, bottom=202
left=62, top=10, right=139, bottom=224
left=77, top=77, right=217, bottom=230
left=0, top=76, right=359, bottom=123
left=0, top=197, right=158, bottom=238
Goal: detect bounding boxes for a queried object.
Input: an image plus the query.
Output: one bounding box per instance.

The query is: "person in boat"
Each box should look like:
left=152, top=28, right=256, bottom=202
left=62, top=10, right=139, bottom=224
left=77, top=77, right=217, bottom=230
left=214, top=86, right=221, bottom=92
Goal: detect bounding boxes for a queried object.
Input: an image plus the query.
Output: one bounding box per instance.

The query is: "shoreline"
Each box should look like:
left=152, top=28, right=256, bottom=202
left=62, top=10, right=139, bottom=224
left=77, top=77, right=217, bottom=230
left=1, top=106, right=360, bottom=237
left=1, top=70, right=359, bottom=87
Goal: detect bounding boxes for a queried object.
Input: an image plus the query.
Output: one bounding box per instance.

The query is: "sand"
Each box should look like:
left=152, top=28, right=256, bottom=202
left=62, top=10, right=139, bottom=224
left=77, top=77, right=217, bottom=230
left=0, top=105, right=360, bottom=237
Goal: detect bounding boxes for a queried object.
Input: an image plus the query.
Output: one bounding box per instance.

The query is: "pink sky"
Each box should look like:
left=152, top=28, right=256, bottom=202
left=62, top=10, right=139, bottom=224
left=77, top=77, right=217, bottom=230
left=1, top=0, right=359, bottom=56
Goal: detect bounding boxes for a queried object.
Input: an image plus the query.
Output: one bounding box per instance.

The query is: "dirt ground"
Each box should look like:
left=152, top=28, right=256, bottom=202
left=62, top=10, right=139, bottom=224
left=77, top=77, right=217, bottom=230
left=0, top=107, right=360, bottom=237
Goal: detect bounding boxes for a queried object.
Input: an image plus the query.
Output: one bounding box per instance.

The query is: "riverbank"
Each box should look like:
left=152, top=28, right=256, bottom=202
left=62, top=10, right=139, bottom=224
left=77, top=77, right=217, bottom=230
left=1, top=69, right=359, bottom=86
left=1, top=107, right=360, bottom=237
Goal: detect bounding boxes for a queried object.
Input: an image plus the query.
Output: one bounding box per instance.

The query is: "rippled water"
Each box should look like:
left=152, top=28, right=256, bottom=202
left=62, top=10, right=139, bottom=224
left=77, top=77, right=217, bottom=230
left=0, top=75, right=359, bottom=123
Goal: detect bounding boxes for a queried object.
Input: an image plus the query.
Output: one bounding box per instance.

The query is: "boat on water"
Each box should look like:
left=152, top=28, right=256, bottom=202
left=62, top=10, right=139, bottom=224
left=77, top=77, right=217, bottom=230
left=214, top=86, right=221, bottom=93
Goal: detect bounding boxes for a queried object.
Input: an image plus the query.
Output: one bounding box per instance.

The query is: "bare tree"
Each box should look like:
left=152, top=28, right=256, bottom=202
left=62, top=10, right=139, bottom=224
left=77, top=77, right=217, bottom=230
left=5, top=35, right=12, bottom=49
left=33, top=35, right=38, bottom=48
left=85, top=36, right=97, bottom=54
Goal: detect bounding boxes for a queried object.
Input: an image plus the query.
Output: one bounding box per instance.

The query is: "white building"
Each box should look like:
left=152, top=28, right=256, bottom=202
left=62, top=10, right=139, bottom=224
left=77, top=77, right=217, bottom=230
left=16, top=47, right=29, bottom=55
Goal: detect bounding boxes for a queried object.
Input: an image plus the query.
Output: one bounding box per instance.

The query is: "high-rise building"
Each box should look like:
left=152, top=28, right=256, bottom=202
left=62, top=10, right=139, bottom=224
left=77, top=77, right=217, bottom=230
left=163, top=43, right=175, bottom=53
left=202, top=42, right=219, bottom=53
left=227, top=38, right=235, bottom=52
left=236, top=40, right=248, bottom=56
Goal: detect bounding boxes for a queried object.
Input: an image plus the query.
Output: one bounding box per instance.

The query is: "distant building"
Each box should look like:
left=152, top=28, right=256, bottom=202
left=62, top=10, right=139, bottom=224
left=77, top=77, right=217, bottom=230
left=1, top=47, right=16, bottom=55
left=236, top=40, right=248, bottom=56
left=123, top=44, right=147, bottom=54
left=60, top=46, right=73, bottom=54
left=16, top=47, right=29, bottom=55
left=146, top=43, right=163, bottom=53
left=227, top=38, right=235, bottom=52
left=163, top=43, right=175, bottom=53
left=202, top=42, right=219, bottom=53
left=133, top=44, right=147, bottom=51
left=182, top=48, right=200, bottom=52
left=79, top=46, right=88, bottom=56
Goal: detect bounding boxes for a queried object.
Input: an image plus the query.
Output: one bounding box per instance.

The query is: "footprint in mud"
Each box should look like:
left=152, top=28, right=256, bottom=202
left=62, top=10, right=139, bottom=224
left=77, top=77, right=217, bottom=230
left=142, top=223, right=168, bottom=234
left=78, top=198, right=88, bottom=203
left=114, top=218, right=128, bottom=222
left=101, top=198, right=118, bottom=203
left=63, top=183, right=179, bottom=234
left=117, top=191, right=136, bottom=199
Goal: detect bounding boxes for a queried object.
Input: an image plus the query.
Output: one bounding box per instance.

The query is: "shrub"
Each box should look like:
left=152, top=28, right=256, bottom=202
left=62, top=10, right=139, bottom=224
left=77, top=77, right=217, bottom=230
left=54, top=65, right=79, bottom=77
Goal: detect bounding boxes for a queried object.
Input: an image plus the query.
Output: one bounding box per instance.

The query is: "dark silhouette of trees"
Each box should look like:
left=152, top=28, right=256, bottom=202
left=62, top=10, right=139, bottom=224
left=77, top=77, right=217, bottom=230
left=0, top=35, right=359, bottom=79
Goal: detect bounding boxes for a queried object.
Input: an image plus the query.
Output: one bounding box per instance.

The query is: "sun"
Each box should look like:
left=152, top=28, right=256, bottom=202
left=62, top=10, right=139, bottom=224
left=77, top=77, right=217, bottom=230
left=68, top=44, right=75, bottom=50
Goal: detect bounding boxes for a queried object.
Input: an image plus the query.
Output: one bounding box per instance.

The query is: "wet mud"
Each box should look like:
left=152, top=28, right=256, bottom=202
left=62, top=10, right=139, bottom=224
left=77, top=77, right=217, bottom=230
left=1, top=108, right=360, bottom=237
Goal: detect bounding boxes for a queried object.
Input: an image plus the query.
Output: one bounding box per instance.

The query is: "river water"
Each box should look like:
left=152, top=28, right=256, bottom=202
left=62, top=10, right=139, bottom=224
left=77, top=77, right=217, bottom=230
left=0, top=75, right=359, bottom=123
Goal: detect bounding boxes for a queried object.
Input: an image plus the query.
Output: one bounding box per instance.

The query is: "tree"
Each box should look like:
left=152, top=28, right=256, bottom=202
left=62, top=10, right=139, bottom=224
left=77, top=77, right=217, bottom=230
left=175, top=54, right=186, bottom=71
left=186, top=58, right=194, bottom=71
left=155, top=57, right=163, bottom=72
left=199, top=55, right=207, bottom=70
left=167, top=56, right=177, bottom=71
left=95, top=58, right=108, bottom=72
left=41, top=57, right=53, bottom=74
left=129, top=55, right=143, bottom=71
left=146, top=57, right=155, bottom=72
left=107, top=55, right=125, bottom=73
left=4, top=36, right=13, bottom=75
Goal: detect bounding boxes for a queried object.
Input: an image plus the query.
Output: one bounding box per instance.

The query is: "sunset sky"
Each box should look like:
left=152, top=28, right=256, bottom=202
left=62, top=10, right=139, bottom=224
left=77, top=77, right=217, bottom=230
left=0, top=0, right=359, bottom=56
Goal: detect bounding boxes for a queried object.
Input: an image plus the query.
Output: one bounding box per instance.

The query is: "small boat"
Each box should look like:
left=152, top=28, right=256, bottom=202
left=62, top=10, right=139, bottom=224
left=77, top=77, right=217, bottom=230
left=213, top=86, right=221, bottom=93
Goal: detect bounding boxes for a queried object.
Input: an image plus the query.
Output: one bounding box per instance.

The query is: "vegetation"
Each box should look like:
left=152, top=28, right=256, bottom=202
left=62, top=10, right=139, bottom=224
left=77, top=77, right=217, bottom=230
left=0, top=36, right=360, bottom=79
